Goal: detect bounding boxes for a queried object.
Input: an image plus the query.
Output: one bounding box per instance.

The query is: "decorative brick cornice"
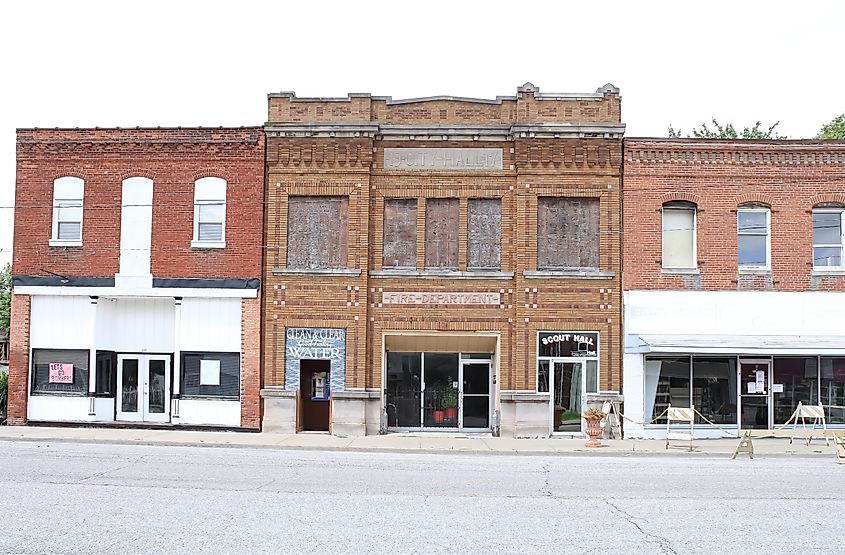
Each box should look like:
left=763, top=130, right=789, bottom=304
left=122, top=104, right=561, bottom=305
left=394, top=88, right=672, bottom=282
left=626, top=139, right=845, bottom=166
left=269, top=138, right=374, bottom=168
left=514, top=139, right=622, bottom=169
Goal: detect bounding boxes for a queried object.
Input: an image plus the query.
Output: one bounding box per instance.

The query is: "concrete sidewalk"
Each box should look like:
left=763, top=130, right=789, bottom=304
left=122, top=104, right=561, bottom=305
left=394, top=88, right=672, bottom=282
left=0, top=425, right=840, bottom=459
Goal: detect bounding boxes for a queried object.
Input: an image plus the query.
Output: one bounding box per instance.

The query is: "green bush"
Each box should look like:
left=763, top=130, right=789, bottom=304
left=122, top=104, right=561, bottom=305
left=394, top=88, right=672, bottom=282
left=0, top=371, right=7, bottom=423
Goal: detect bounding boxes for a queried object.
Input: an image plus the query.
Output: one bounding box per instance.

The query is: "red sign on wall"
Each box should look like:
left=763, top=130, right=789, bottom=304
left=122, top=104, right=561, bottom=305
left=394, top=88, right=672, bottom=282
left=48, top=363, right=74, bottom=384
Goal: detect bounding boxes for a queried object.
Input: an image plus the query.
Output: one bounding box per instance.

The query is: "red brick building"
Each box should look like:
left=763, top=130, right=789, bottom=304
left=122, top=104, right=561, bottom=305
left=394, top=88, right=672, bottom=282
left=622, top=139, right=845, bottom=438
left=9, top=128, right=264, bottom=428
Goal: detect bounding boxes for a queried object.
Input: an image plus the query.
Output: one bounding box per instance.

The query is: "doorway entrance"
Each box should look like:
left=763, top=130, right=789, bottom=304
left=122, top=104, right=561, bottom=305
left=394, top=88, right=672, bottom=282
left=386, top=352, right=493, bottom=431
left=541, top=359, right=586, bottom=435
left=739, top=359, right=771, bottom=429
left=299, top=359, right=331, bottom=432
left=116, top=354, right=171, bottom=422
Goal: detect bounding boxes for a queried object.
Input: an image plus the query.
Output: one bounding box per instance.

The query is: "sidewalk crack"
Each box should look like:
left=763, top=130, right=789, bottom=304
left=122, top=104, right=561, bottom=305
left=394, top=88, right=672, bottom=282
left=604, top=499, right=677, bottom=555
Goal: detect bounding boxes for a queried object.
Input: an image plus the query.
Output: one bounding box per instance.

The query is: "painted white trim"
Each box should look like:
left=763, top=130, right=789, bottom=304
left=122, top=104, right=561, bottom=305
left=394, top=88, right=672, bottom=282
left=51, top=177, right=84, bottom=244
left=191, top=240, right=226, bottom=249
left=737, top=207, right=771, bottom=270
left=193, top=177, right=227, bottom=246
left=14, top=286, right=258, bottom=298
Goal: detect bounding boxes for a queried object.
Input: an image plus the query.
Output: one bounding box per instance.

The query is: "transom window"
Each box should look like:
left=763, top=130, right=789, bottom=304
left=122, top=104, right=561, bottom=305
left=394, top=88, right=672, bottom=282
left=737, top=207, right=770, bottom=269
left=813, top=208, right=844, bottom=268
left=50, top=176, right=84, bottom=246
left=192, top=177, right=227, bottom=248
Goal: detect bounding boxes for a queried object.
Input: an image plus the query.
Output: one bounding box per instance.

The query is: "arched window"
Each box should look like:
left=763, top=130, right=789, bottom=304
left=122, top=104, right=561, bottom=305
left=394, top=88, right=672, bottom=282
left=737, top=203, right=770, bottom=269
left=661, top=201, right=696, bottom=269
left=192, top=177, right=227, bottom=248
left=812, top=203, right=845, bottom=269
left=50, top=176, right=84, bottom=246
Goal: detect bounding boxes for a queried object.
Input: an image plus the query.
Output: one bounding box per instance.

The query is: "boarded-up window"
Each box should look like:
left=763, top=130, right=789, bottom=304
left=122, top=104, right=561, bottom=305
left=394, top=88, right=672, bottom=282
left=425, top=198, right=459, bottom=269
left=537, top=197, right=599, bottom=269
left=287, top=196, right=348, bottom=269
left=468, top=199, right=501, bottom=270
left=383, top=198, right=417, bottom=268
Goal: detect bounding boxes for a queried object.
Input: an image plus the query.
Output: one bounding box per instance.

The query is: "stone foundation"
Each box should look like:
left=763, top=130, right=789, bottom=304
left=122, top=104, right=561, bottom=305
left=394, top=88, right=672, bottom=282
left=499, top=392, right=550, bottom=438
left=331, top=390, right=380, bottom=437
left=260, top=388, right=297, bottom=434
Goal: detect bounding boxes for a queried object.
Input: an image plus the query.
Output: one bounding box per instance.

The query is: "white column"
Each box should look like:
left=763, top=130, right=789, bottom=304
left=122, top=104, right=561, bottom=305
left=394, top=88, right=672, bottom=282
left=172, top=297, right=182, bottom=419
left=87, top=296, right=98, bottom=417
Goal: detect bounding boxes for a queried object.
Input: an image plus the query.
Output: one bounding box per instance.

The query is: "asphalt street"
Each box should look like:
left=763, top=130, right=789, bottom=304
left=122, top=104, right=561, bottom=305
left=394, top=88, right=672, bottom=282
left=1, top=441, right=842, bottom=554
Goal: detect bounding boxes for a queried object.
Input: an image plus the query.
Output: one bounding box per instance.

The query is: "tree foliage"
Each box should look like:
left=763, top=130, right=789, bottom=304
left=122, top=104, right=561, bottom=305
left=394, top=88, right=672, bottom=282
left=816, top=114, right=845, bottom=140
left=668, top=118, right=787, bottom=139
left=0, top=263, right=10, bottom=333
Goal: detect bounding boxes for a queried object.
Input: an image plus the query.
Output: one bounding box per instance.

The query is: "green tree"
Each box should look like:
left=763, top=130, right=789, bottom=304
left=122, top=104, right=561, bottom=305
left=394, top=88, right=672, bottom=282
left=668, top=118, right=787, bottom=139
left=816, top=114, right=845, bottom=139
left=0, top=263, right=10, bottom=333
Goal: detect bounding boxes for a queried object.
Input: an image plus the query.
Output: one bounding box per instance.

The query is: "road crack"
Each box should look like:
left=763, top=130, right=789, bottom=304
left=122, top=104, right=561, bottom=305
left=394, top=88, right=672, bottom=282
left=539, top=462, right=552, bottom=497
left=604, top=499, right=677, bottom=555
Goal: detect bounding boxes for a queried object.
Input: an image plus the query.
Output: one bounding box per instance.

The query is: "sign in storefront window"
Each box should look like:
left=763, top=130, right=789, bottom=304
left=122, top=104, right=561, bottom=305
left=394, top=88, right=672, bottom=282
left=48, top=363, right=74, bottom=384
left=538, top=332, right=598, bottom=358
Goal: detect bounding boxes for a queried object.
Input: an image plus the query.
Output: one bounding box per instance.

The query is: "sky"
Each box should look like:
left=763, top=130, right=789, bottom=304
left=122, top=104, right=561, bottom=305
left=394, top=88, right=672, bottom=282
left=1, top=0, right=844, bottom=267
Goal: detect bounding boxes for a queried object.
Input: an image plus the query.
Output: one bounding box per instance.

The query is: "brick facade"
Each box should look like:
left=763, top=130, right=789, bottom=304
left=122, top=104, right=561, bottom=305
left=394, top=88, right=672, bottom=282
left=14, top=128, right=265, bottom=281
left=623, top=139, right=845, bottom=292
left=6, top=293, right=30, bottom=425
left=262, top=84, right=624, bottom=434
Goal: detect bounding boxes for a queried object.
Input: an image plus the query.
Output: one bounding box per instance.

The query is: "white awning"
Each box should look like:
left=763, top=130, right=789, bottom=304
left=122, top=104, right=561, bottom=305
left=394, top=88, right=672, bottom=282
left=625, top=334, right=845, bottom=355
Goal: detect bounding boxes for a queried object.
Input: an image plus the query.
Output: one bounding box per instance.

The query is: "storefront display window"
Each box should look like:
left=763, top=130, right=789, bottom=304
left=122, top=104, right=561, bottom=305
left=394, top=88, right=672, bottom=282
left=821, top=357, right=845, bottom=424
left=644, top=357, right=690, bottom=423
left=692, top=358, right=737, bottom=425
left=31, top=349, right=89, bottom=395
left=773, top=357, right=818, bottom=425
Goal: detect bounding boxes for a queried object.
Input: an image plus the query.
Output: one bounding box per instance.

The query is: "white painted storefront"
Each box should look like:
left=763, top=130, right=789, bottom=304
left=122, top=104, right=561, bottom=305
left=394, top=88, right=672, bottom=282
left=623, top=290, right=845, bottom=438
left=18, top=175, right=256, bottom=427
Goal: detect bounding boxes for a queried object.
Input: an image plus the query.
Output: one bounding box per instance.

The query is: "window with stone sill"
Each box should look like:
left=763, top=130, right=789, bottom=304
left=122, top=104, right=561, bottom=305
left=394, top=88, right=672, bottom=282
left=50, top=176, right=84, bottom=246
left=287, top=196, right=349, bottom=269
left=737, top=207, right=770, bottom=269
left=813, top=207, right=845, bottom=269
left=537, top=197, right=600, bottom=270
left=192, top=177, right=227, bottom=248
left=662, top=201, right=696, bottom=269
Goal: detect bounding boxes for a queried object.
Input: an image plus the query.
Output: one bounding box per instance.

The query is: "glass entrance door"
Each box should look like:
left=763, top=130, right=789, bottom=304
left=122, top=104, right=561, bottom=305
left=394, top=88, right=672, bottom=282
left=423, top=353, right=459, bottom=428
left=460, top=361, right=491, bottom=429
left=117, top=355, right=171, bottom=423
left=739, top=359, right=770, bottom=429
left=538, top=359, right=585, bottom=435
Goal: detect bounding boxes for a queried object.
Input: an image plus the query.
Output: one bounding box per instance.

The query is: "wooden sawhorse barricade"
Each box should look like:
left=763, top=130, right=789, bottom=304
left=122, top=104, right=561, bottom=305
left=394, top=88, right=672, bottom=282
left=732, top=429, right=845, bottom=463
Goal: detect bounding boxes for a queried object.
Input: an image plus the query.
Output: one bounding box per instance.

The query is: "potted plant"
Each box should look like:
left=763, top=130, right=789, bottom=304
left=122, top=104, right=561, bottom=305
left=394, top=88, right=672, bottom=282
left=583, top=407, right=606, bottom=448
left=443, top=385, right=458, bottom=421
left=433, top=386, right=446, bottom=424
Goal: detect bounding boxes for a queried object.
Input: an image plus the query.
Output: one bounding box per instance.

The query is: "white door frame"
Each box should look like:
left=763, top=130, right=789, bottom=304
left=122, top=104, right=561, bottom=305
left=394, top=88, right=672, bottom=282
left=117, top=354, right=171, bottom=423
left=548, top=357, right=587, bottom=436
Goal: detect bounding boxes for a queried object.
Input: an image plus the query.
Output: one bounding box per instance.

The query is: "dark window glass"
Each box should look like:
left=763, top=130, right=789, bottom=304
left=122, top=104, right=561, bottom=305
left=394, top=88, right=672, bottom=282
left=773, top=357, right=818, bottom=425
left=538, top=332, right=598, bottom=358
left=383, top=199, right=417, bottom=268
left=31, top=349, right=89, bottom=394
left=422, top=353, right=459, bottom=428
left=821, top=357, right=845, bottom=424
left=386, top=352, right=422, bottom=428
left=537, top=197, right=599, bottom=269
left=180, top=352, right=240, bottom=399
left=645, top=357, right=690, bottom=423
left=692, top=357, right=737, bottom=425
left=467, top=198, right=501, bottom=270
left=287, top=196, right=348, bottom=269
left=95, top=351, right=116, bottom=396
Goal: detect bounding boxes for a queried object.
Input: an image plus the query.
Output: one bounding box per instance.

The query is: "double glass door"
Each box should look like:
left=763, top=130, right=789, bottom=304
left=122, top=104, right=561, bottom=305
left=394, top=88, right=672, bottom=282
left=117, top=355, right=170, bottom=422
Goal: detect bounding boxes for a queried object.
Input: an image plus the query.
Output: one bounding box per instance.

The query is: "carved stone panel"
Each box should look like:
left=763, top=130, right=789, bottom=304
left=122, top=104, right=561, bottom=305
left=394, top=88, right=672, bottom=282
left=425, top=198, right=459, bottom=269
left=537, top=197, right=599, bottom=269
left=467, top=198, right=501, bottom=270
left=287, top=196, right=348, bottom=269
left=383, top=198, right=417, bottom=268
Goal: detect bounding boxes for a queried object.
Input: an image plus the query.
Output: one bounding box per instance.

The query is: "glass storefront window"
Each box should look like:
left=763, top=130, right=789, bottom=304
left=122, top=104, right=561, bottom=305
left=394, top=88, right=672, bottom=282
left=644, top=357, right=690, bottom=423
left=821, top=357, right=845, bottom=424
left=538, top=332, right=598, bottom=358
left=773, top=357, right=818, bottom=425
left=692, top=358, right=736, bottom=425
left=386, top=352, right=422, bottom=428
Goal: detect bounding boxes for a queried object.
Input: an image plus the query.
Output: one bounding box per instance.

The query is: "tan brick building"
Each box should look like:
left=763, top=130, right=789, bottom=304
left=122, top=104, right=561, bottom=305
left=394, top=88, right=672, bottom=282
left=260, top=83, right=625, bottom=437
left=622, top=139, right=845, bottom=438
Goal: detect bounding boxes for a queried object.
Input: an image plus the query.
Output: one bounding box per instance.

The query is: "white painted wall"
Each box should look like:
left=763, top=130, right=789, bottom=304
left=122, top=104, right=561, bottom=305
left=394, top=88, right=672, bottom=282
left=178, top=399, right=240, bottom=427
left=117, top=177, right=153, bottom=288
left=93, top=398, right=115, bottom=421
left=179, top=298, right=241, bottom=352
left=30, top=296, right=95, bottom=348
left=28, top=395, right=90, bottom=422
left=623, top=290, right=845, bottom=438
left=96, top=297, right=175, bottom=353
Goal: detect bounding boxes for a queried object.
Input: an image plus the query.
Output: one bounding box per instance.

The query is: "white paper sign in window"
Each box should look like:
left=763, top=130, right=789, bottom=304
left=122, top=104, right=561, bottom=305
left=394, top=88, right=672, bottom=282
left=200, top=359, right=221, bottom=386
